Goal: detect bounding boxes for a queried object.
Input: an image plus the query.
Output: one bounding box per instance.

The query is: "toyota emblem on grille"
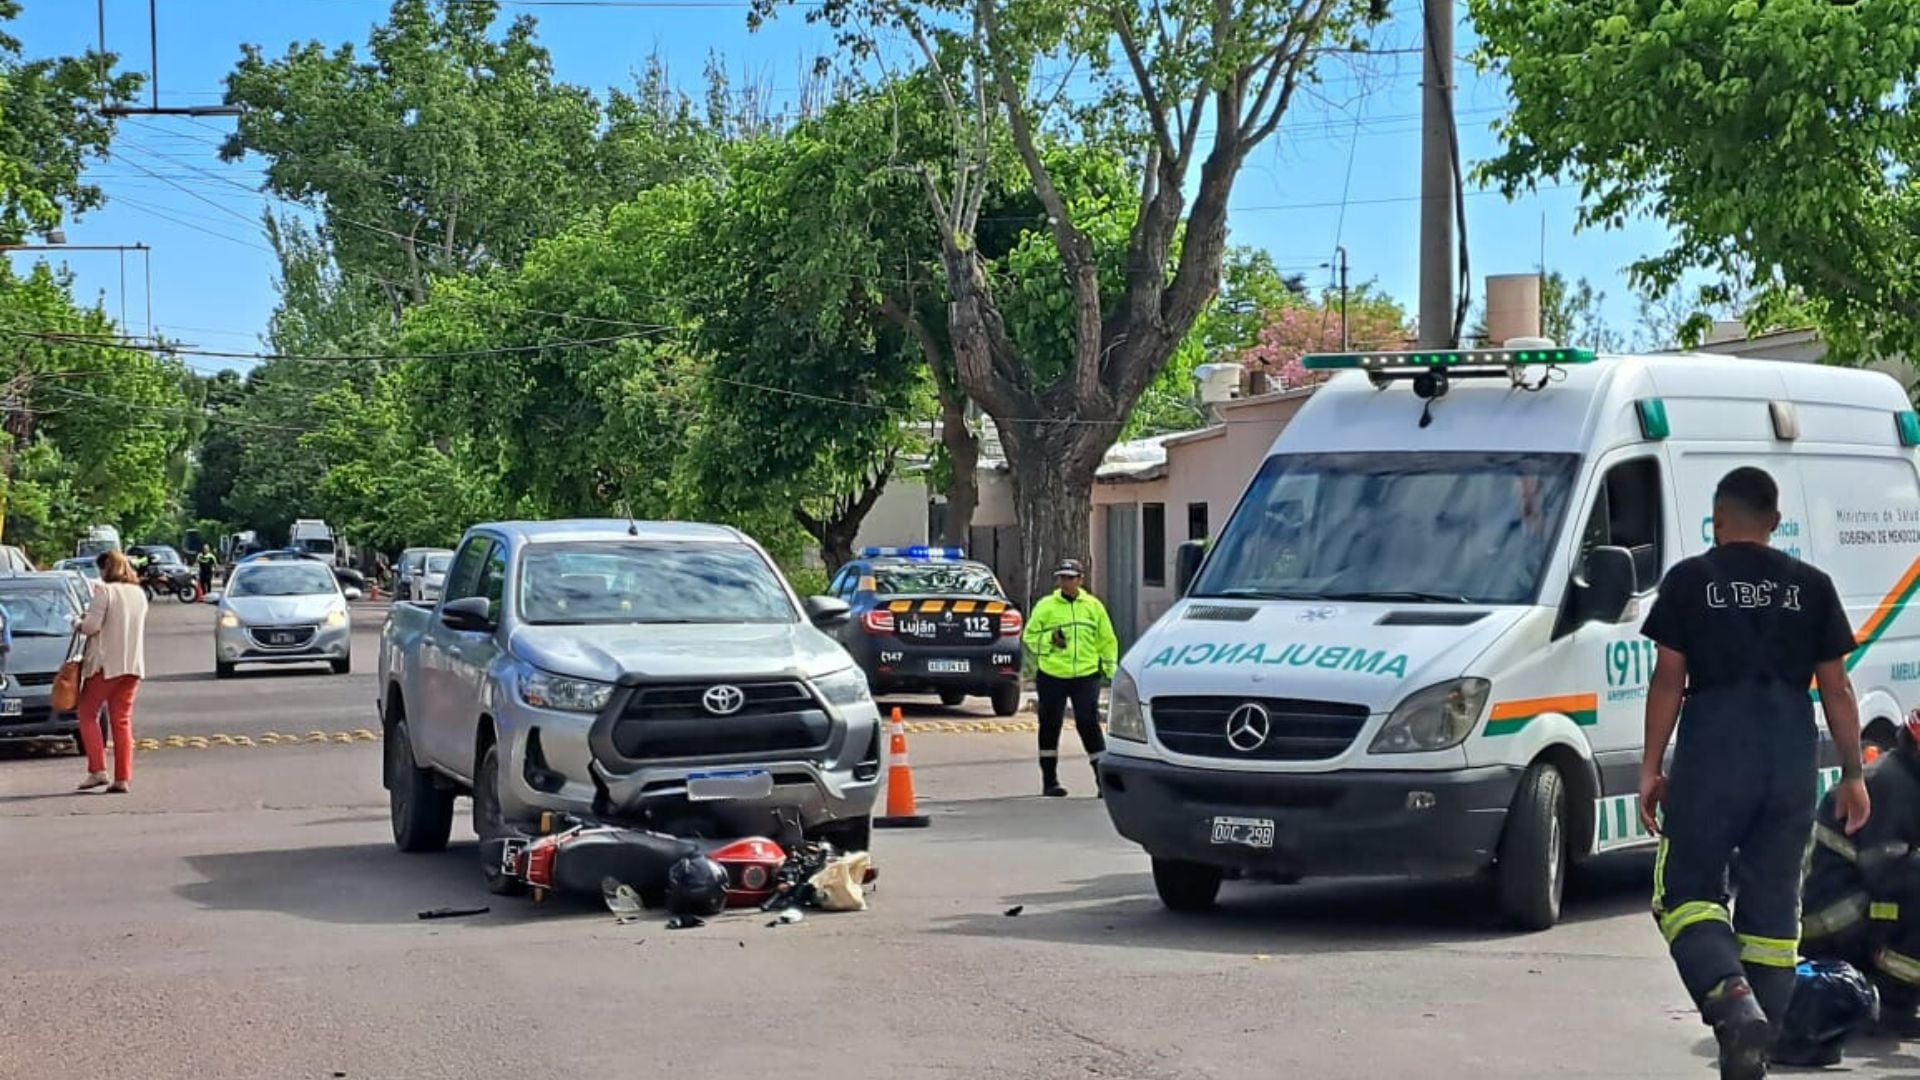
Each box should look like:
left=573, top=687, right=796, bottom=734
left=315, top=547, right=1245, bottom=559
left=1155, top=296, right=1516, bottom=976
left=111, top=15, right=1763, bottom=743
left=1224, top=703, right=1272, bottom=752
left=702, top=684, right=746, bottom=716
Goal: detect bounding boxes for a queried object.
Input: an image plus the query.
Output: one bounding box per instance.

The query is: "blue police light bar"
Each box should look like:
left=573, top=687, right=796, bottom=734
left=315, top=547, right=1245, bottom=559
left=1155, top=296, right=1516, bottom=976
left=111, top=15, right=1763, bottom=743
left=1301, top=346, right=1598, bottom=371
left=861, top=546, right=966, bottom=560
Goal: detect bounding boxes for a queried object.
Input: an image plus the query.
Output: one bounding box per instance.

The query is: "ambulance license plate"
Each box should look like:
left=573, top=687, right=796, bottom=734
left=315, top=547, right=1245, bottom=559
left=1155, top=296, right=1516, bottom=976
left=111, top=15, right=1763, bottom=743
left=927, top=659, right=970, bottom=673
left=1210, top=815, right=1275, bottom=849
left=686, top=768, right=774, bottom=802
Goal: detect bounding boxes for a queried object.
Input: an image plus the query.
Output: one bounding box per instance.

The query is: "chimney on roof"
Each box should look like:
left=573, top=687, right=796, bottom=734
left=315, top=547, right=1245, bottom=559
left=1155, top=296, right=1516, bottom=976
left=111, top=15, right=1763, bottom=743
left=1485, top=274, right=1542, bottom=346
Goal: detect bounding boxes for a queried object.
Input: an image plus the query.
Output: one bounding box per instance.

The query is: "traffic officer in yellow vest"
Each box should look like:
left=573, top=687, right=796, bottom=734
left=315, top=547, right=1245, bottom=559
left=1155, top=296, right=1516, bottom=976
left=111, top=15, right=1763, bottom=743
left=1022, top=559, right=1119, bottom=797
left=1801, top=712, right=1920, bottom=1033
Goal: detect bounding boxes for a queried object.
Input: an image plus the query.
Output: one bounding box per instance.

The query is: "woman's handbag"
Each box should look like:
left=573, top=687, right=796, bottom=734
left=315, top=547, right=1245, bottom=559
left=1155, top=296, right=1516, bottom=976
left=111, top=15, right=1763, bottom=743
left=51, top=633, right=83, bottom=712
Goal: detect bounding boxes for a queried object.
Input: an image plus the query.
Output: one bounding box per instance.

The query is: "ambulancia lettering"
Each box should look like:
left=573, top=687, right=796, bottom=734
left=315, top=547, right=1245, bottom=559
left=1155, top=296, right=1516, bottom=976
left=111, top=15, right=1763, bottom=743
left=1144, top=641, right=1409, bottom=679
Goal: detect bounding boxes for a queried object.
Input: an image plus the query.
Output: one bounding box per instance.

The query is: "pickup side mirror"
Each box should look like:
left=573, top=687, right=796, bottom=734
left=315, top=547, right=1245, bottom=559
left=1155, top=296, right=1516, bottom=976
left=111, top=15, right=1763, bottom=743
left=1175, top=540, right=1208, bottom=597
left=1578, top=545, right=1636, bottom=625
left=804, top=595, right=851, bottom=628
left=441, top=595, right=495, bottom=632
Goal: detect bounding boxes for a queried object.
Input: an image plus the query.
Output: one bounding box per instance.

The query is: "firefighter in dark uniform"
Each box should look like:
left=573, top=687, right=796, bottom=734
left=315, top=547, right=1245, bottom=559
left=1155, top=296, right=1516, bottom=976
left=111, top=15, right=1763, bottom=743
left=1801, top=712, right=1920, bottom=1032
left=1638, top=466, right=1871, bottom=1080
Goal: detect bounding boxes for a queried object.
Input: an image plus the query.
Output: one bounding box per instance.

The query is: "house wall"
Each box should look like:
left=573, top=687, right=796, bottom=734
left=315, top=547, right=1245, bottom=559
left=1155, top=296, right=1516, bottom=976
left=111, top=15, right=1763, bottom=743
left=1088, top=391, right=1310, bottom=650
left=851, top=477, right=931, bottom=552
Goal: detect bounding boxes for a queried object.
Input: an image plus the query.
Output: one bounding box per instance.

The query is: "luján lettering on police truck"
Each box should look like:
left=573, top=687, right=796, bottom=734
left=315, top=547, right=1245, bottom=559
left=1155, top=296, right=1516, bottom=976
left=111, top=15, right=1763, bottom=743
left=1097, top=343, right=1920, bottom=929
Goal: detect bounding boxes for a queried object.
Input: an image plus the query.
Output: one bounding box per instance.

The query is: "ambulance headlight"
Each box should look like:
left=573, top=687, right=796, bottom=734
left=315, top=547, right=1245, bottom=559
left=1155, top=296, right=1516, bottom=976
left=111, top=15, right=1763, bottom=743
left=1370, top=679, right=1490, bottom=753
left=1107, top=669, right=1147, bottom=742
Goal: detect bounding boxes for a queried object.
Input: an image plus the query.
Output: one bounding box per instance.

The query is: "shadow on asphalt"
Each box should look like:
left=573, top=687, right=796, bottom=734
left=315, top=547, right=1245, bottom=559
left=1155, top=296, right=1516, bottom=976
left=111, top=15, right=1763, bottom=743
left=145, top=665, right=349, bottom=684
left=919, top=795, right=1657, bottom=953
left=175, top=840, right=610, bottom=926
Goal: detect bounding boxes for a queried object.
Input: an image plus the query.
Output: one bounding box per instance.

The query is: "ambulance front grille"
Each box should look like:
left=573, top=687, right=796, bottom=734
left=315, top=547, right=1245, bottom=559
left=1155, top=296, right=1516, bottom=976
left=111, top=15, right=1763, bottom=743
left=1151, top=695, right=1368, bottom=761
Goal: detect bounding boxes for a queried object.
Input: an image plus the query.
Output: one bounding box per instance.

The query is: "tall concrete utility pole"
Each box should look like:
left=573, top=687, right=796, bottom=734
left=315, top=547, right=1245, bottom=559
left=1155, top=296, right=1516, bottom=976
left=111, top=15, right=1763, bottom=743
left=1417, top=0, right=1456, bottom=348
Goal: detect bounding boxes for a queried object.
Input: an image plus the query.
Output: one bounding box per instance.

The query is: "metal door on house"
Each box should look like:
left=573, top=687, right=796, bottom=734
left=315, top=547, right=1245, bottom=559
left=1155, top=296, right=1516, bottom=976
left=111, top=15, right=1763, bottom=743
left=1103, top=503, right=1140, bottom=652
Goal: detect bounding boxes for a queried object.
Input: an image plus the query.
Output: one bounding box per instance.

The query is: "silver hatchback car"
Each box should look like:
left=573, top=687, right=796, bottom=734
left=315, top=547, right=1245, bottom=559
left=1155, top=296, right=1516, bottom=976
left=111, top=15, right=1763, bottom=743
left=214, top=560, right=353, bottom=678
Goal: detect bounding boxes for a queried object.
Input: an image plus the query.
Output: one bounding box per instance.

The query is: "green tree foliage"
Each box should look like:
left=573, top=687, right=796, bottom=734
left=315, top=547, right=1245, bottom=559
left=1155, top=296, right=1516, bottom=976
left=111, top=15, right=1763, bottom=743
left=401, top=182, right=710, bottom=522
left=0, top=0, right=141, bottom=245
left=221, top=0, right=610, bottom=308
left=301, top=371, right=504, bottom=551
left=1471, top=0, right=1920, bottom=363
left=0, top=264, right=195, bottom=559
left=753, top=0, right=1391, bottom=601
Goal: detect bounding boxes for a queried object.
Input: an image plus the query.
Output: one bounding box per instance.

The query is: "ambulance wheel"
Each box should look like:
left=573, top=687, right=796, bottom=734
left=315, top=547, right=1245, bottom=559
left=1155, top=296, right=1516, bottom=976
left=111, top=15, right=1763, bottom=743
left=939, top=689, right=967, bottom=707
left=991, top=682, right=1021, bottom=717
left=1496, top=761, right=1567, bottom=931
left=473, top=743, right=527, bottom=896
left=1152, top=857, right=1222, bottom=913
left=388, top=721, right=454, bottom=854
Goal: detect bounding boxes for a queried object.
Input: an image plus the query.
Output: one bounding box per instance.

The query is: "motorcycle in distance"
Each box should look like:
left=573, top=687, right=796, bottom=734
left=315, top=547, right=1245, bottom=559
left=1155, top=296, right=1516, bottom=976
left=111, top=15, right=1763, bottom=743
left=138, top=561, right=197, bottom=603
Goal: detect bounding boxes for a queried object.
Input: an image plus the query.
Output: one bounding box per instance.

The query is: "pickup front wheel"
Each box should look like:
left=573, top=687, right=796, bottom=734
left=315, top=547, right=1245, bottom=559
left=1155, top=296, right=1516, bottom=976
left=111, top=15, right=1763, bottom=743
left=473, top=744, right=528, bottom=896
left=388, top=722, right=454, bottom=853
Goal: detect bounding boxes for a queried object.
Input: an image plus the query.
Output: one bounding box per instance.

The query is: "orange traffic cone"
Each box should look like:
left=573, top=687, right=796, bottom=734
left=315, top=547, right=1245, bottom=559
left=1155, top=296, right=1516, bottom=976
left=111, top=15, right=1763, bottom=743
left=874, top=706, right=930, bottom=829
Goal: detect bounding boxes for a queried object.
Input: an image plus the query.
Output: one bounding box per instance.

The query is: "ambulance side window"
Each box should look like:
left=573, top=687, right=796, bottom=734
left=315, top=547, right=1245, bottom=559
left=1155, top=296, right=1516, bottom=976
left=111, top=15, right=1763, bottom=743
left=1579, top=457, right=1664, bottom=593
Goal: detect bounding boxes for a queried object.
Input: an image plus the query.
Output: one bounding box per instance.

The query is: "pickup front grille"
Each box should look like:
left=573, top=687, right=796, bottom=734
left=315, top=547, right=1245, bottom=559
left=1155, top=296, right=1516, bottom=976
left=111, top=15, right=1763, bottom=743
left=1152, top=695, right=1369, bottom=762
left=609, top=680, right=829, bottom=761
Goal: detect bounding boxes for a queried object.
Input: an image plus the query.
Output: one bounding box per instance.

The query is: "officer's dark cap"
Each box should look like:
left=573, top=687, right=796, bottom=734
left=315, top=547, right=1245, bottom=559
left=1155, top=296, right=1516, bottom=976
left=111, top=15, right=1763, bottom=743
left=1714, top=466, right=1779, bottom=518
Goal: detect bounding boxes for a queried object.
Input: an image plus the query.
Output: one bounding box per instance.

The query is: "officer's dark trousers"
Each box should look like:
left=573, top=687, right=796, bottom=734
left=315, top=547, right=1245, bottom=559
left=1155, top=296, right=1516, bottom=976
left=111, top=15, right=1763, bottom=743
left=1036, top=672, right=1105, bottom=784
left=1655, top=683, right=1818, bottom=1028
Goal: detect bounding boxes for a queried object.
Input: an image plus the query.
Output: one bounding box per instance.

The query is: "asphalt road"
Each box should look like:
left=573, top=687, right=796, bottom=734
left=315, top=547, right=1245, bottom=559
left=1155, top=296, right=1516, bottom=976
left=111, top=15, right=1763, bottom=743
left=5, top=604, right=1916, bottom=1079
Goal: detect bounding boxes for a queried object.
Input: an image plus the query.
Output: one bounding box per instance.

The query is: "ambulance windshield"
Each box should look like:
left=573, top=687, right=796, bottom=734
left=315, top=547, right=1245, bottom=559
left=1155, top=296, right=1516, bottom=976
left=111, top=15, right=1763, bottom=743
left=1192, top=451, right=1579, bottom=606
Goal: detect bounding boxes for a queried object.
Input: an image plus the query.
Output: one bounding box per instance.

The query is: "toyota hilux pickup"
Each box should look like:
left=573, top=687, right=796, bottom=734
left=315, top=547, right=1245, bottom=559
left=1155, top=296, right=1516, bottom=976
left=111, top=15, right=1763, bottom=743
left=377, top=519, right=883, bottom=891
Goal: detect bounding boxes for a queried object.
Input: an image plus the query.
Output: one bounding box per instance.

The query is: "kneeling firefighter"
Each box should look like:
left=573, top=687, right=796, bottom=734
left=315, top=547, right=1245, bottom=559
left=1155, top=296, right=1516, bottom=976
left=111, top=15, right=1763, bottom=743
left=1801, top=713, right=1920, bottom=1028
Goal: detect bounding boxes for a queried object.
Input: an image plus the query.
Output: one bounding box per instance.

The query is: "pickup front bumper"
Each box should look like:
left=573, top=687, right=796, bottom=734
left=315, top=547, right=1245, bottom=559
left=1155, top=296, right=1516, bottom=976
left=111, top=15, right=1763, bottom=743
left=492, top=678, right=883, bottom=837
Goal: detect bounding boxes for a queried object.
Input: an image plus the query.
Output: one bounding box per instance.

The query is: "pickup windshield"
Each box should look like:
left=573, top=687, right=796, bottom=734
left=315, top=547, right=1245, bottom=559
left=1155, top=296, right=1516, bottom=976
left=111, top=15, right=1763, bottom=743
left=520, top=541, right=796, bottom=625
left=1192, top=451, right=1579, bottom=606
left=231, top=564, right=337, bottom=597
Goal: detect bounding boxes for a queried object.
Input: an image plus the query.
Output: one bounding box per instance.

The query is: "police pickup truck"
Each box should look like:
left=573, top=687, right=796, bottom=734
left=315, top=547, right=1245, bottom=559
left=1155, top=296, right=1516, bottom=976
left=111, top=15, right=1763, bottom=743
left=377, top=520, right=884, bottom=891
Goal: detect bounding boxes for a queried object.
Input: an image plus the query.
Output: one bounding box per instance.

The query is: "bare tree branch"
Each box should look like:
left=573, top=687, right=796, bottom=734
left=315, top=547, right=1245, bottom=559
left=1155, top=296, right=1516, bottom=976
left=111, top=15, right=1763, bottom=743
left=1113, top=10, right=1178, bottom=165
left=974, top=0, right=1104, bottom=409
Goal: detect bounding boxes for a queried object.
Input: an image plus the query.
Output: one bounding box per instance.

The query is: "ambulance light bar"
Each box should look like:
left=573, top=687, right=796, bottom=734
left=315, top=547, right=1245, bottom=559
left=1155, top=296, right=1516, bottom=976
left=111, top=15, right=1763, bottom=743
left=861, top=546, right=966, bottom=560
left=1301, top=347, right=1597, bottom=371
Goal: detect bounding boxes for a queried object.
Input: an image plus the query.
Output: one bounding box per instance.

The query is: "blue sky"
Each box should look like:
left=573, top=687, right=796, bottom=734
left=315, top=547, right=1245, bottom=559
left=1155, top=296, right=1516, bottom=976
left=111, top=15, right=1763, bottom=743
left=8, top=0, right=1670, bottom=376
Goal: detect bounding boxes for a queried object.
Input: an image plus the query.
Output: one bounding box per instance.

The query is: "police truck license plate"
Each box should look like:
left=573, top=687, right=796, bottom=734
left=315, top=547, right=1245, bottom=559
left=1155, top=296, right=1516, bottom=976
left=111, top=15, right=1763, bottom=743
left=0, top=698, right=20, bottom=717
left=686, top=768, right=774, bottom=802
left=927, top=659, right=970, bottom=674
left=1210, top=816, right=1275, bottom=849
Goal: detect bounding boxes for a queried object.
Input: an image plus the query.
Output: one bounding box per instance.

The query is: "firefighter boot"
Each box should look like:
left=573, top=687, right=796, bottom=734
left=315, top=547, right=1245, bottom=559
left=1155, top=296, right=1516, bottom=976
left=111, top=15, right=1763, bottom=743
left=1704, top=977, right=1771, bottom=1080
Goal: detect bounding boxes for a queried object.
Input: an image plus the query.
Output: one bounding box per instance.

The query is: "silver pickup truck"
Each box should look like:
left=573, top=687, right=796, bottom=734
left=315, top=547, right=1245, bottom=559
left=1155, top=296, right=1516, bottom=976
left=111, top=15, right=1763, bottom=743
left=377, top=520, right=883, bottom=891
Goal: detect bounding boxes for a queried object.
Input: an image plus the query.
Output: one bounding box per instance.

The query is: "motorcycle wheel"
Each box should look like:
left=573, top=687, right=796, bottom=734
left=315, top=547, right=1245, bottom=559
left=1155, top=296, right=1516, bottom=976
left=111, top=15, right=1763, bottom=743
left=174, top=581, right=196, bottom=602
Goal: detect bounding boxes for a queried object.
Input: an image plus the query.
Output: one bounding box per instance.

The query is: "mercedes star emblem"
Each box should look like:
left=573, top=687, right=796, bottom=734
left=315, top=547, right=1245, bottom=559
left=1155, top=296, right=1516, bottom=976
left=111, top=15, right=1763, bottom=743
left=1224, top=702, right=1272, bottom=752
left=702, top=684, right=747, bottom=716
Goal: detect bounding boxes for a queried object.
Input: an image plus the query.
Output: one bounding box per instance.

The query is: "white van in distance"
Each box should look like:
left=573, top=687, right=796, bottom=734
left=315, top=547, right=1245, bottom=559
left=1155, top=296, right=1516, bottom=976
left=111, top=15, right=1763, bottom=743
left=1099, top=343, right=1920, bottom=929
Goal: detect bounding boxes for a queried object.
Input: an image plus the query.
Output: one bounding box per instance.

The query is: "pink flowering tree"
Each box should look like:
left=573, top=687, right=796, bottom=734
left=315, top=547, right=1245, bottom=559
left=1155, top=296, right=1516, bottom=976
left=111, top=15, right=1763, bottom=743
left=1242, top=292, right=1412, bottom=389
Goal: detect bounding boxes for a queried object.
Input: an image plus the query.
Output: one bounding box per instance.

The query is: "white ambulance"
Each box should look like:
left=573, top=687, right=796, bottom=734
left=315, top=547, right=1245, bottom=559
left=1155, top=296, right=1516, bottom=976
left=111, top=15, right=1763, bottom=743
left=1098, top=343, right=1920, bottom=929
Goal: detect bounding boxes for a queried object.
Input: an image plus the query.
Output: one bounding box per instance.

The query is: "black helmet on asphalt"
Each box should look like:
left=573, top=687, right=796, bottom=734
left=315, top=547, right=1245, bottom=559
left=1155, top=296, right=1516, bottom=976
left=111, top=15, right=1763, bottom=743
left=1774, top=959, right=1879, bottom=1068
left=665, top=855, right=728, bottom=916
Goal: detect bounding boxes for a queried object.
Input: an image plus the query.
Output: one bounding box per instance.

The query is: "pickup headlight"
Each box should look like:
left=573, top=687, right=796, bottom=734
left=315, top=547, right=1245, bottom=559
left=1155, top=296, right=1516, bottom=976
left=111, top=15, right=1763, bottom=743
left=1369, top=678, right=1490, bottom=754
left=812, top=666, right=874, bottom=708
left=519, top=669, right=614, bottom=713
left=218, top=611, right=239, bottom=629
left=1107, top=669, right=1147, bottom=742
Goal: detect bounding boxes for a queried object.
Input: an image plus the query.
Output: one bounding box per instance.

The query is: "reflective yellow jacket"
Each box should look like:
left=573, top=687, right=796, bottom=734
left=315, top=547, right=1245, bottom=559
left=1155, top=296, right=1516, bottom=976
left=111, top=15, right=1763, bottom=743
left=1023, top=589, right=1119, bottom=680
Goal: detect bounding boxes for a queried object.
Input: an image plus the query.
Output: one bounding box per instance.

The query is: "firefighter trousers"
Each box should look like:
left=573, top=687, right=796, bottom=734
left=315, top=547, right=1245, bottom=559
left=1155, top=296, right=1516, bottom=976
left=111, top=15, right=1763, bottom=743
left=1654, top=682, right=1818, bottom=1027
